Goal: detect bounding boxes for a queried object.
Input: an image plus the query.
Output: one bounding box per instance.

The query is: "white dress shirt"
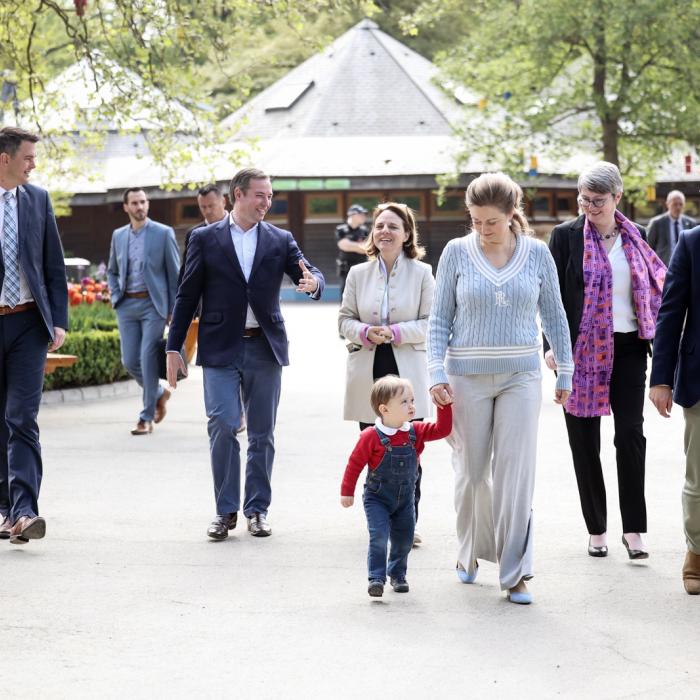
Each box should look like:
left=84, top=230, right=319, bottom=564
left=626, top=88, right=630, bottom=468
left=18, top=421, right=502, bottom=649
left=230, top=212, right=259, bottom=329
left=609, top=235, right=638, bottom=332
left=0, top=186, right=33, bottom=305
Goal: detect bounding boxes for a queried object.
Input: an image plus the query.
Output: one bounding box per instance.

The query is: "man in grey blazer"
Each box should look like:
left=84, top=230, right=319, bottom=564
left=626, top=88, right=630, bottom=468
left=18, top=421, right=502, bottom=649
left=108, top=188, right=180, bottom=435
left=647, top=190, right=696, bottom=266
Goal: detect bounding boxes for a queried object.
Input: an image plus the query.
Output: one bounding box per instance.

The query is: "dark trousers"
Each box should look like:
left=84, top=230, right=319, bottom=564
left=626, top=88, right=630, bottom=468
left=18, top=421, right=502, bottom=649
left=564, top=332, right=648, bottom=534
left=0, top=308, right=49, bottom=521
left=359, top=343, right=423, bottom=522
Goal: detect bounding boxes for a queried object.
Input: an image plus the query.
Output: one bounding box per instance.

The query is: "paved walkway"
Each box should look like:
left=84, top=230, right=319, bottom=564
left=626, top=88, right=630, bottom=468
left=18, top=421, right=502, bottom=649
left=1, top=304, right=696, bottom=698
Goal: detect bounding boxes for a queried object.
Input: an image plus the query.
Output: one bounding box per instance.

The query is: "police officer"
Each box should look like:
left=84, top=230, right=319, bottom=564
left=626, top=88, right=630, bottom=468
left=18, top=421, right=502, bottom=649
left=335, top=204, right=369, bottom=299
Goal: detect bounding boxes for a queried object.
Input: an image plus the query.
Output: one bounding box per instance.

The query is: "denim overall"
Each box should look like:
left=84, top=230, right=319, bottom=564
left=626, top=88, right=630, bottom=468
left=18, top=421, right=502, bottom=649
left=363, top=425, right=418, bottom=582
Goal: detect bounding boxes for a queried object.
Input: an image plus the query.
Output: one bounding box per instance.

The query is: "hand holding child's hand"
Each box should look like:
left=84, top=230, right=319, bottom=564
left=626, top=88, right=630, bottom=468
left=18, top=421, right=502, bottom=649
left=341, top=496, right=354, bottom=508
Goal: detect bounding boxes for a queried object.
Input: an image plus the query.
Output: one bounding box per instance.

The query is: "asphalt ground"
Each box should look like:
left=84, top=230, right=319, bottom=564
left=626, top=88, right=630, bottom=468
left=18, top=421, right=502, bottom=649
left=1, top=303, right=696, bottom=699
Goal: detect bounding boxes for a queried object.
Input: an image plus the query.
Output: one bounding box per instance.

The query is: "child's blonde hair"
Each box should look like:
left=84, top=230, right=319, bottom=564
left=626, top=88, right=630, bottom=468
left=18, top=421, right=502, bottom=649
left=370, top=375, right=413, bottom=416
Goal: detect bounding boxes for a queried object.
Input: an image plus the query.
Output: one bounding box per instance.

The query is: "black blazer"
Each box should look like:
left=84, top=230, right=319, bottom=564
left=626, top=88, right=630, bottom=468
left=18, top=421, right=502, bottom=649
left=545, top=215, right=646, bottom=353
left=0, top=184, right=68, bottom=337
left=650, top=226, right=700, bottom=407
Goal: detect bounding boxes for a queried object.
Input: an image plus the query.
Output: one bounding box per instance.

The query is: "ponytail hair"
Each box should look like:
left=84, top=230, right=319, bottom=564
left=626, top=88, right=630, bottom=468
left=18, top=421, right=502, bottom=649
left=466, top=172, right=531, bottom=235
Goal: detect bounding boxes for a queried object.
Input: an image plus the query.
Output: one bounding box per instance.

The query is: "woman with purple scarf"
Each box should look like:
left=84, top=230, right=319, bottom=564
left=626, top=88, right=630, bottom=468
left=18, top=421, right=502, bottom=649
left=545, top=162, right=666, bottom=560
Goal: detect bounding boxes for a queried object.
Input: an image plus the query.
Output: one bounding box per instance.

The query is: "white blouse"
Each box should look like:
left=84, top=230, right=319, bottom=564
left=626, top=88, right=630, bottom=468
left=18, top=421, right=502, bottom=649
left=608, top=235, right=638, bottom=332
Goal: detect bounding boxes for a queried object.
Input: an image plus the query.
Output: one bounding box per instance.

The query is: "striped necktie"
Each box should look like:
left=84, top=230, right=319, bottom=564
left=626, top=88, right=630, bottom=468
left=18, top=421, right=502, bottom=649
left=2, top=191, right=20, bottom=307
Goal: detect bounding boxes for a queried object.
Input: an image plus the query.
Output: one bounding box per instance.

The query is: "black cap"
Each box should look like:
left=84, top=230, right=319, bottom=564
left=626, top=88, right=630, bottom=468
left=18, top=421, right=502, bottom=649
left=347, top=204, right=368, bottom=216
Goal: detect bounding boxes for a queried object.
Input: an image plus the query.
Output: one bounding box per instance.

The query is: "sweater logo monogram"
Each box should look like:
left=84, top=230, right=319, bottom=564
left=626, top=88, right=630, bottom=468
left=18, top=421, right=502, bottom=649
left=494, top=290, right=510, bottom=307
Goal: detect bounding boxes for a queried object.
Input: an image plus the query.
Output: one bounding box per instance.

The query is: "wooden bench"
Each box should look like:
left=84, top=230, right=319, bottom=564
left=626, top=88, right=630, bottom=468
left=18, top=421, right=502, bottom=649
left=45, top=352, right=78, bottom=375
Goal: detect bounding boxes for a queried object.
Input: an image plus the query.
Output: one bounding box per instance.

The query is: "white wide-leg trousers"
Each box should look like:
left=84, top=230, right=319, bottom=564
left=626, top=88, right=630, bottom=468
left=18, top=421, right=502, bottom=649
left=448, top=370, right=542, bottom=590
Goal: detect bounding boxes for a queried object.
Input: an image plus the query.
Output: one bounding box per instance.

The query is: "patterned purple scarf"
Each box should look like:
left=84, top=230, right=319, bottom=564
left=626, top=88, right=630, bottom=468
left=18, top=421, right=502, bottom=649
left=565, top=210, right=666, bottom=418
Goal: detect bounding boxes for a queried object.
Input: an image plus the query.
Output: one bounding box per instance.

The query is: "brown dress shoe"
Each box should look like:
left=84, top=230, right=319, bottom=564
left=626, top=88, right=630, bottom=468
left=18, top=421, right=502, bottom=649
left=682, top=550, right=700, bottom=595
left=154, top=388, right=171, bottom=424
left=0, top=515, right=12, bottom=540
left=131, top=420, right=153, bottom=435
left=9, top=515, right=46, bottom=545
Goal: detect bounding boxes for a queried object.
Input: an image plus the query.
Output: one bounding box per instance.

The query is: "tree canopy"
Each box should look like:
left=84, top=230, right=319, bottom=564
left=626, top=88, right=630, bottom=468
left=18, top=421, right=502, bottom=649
left=408, top=0, right=700, bottom=192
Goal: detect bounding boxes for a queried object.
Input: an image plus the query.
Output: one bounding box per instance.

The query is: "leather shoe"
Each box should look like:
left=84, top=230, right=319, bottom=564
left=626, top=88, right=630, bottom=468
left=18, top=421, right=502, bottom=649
left=682, top=550, right=700, bottom=595
left=154, top=388, right=171, bottom=424
left=9, top=515, right=46, bottom=545
left=207, top=512, right=237, bottom=540
left=247, top=513, right=271, bottom=537
left=622, top=535, right=649, bottom=560
left=390, top=577, right=409, bottom=593
left=0, top=515, right=12, bottom=540
left=588, top=537, right=608, bottom=557
left=368, top=580, right=384, bottom=597
left=131, top=420, right=153, bottom=435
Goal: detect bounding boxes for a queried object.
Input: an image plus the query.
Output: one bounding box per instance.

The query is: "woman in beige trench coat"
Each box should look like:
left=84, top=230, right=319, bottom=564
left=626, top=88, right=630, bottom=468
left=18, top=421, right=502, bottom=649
left=338, top=202, right=435, bottom=539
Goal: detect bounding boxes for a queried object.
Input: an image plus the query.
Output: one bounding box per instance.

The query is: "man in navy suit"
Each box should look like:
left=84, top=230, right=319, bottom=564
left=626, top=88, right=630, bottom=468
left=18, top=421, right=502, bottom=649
left=166, top=168, right=324, bottom=539
left=0, top=127, right=68, bottom=545
left=108, top=188, right=180, bottom=435
left=650, top=226, right=700, bottom=594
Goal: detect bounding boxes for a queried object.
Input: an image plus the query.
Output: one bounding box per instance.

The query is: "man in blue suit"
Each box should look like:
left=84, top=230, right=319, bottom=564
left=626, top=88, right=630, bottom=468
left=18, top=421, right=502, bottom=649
left=108, top=188, right=180, bottom=435
left=650, top=226, right=700, bottom=594
left=0, top=127, right=68, bottom=545
left=166, top=168, right=324, bottom=539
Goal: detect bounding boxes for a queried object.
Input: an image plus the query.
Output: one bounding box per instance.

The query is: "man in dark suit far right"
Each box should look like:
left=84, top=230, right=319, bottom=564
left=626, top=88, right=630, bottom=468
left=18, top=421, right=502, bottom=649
left=649, top=224, right=700, bottom=595
left=647, top=190, right=696, bottom=266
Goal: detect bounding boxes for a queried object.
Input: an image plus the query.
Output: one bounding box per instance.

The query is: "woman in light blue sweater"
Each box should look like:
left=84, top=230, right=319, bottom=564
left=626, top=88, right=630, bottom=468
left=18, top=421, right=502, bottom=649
left=427, top=172, right=574, bottom=604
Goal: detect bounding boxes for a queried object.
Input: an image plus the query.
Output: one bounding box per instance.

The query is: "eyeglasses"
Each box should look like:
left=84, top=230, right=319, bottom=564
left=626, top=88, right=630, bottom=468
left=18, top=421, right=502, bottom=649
left=577, top=194, right=611, bottom=209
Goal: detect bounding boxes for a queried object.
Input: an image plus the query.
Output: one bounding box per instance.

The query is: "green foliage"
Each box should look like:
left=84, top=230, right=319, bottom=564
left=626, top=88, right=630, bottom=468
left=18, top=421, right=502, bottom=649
left=408, top=0, right=700, bottom=194
left=43, top=330, right=129, bottom=391
left=68, top=302, right=118, bottom=333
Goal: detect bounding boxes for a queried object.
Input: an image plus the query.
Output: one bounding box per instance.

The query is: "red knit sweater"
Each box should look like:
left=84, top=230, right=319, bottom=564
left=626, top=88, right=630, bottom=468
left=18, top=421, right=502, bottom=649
left=341, top=405, right=452, bottom=497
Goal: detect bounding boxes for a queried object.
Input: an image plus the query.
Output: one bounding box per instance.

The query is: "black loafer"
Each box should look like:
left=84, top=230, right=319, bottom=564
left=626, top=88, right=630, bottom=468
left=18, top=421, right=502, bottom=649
left=247, top=513, right=271, bottom=537
left=588, top=537, right=608, bottom=557
left=0, top=516, right=11, bottom=540
left=368, top=580, right=384, bottom=597
left=207, top=512, right=237, bottom=540
left=390, top=577, right=409, bottom=593
left=622, top=535, right=649, bottom=560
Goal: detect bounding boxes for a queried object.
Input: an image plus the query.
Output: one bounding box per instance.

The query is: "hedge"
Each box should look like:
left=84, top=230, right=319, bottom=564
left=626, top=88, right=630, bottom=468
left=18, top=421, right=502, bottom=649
left=44, top=330, right=130, bottom=391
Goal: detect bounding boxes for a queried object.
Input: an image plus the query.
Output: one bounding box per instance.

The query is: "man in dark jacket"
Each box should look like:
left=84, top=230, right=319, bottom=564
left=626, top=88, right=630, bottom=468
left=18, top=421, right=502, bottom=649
left=649, top=225, right=700, bottom=594
left=335, top=203, right=369, bottom=299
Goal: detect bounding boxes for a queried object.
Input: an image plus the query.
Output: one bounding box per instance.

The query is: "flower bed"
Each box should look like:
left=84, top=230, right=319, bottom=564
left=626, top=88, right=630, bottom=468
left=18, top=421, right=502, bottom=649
left=44, top=279, right=127, bottom=390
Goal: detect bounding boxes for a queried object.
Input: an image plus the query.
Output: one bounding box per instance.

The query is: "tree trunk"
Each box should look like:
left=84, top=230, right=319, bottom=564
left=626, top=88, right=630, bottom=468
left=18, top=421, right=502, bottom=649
left=602, top=119, right=619, bottom=166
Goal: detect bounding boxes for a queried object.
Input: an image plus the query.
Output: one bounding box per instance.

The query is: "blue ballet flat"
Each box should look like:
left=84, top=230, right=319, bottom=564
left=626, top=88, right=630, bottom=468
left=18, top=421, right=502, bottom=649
left=456, top=562, right=478, bottom=584
left=507, top=590, right=532, bottom=605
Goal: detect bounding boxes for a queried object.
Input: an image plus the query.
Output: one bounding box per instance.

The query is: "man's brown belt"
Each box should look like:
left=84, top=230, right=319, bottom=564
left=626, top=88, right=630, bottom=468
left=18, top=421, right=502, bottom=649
left=124, top=291, right=150, bottom=299
left=0, top=301, right=37, bottom=316
left=243, top=327, right=262, bottom=337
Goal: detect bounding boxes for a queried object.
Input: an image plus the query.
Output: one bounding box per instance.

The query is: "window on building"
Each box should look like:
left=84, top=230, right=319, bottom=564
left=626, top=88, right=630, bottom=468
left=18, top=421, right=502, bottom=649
left=347, top=192, right=384, bottom=214
left=556, top=194, right=577, bottom=218
left=529, top=193, right=553, bottom=219
left=387, top=191, right=425, bottom=217
left=431, top=191, right=466, bottom=219
left=267, top=194, right=289, bottom=223
left=176, top=200, right=201, bottom=225
left=305, top=193, right=342, bottom=220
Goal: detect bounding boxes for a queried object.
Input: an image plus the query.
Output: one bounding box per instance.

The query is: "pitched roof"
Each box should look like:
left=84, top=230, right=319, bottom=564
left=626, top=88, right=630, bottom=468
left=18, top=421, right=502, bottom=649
left=221, top=19, right=462, bottom=140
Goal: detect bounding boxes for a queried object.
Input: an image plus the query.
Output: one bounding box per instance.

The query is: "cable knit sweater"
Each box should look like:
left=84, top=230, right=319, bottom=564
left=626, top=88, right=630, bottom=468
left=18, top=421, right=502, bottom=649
left=427, top=233, right=574, bottom=390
